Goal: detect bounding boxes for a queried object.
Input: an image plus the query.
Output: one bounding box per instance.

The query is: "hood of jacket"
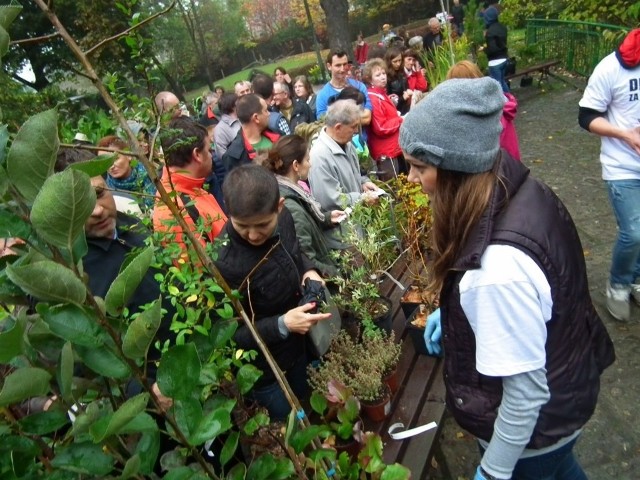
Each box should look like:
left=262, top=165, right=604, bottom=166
left=616, top=28, right=640, bottom=69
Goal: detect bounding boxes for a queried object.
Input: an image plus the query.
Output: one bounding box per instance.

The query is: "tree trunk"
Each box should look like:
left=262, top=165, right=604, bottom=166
left=319, top=0, right=351, bottom=60
left=150, top=54, right=187, bottom=102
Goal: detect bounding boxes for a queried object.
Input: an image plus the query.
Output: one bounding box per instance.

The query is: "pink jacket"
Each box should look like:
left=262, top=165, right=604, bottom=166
left=366, top=86, right=403, bottom=159
left=500, top=93, right=521, bottom=161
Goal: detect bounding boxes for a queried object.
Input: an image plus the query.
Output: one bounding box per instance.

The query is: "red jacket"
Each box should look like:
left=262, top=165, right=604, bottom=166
left=366, top=86, right=403, bottom=159
left=354, top=42, right=369, bottom=65
left=405, top=68, right=428, bottom=92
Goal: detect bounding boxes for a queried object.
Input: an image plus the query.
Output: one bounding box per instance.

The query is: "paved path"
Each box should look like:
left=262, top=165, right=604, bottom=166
left=430, top=76, right=640, bottom=479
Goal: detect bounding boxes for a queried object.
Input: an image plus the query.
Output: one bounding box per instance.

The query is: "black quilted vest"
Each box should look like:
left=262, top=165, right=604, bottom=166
left=440, top=154, right=615, bottom=449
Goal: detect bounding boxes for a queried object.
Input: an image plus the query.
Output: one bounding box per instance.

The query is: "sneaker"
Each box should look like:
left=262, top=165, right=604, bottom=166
left=606, top=282, right=631, bottom=321
left=632, top=284, right=640, bottom=306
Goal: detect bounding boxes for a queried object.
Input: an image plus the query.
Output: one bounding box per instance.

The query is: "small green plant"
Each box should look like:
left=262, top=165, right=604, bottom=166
left=308, top=330, right=399, bottom=404
left=307, top=64, right=323, bottom=84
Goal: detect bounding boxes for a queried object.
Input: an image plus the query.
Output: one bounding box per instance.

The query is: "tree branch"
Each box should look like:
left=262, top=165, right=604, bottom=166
left=10, top=31, right=60, bottom=46
left=85, top=2, right=177, bottom=56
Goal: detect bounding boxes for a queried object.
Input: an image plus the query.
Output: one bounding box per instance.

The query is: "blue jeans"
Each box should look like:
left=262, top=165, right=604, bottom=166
left=480, top=438, right=587, bottom=480
left=247, top=356, right=308, bottom=421
left=489, top=61, right=510, bottom=93
left=606, top=179, right=640, bottom=285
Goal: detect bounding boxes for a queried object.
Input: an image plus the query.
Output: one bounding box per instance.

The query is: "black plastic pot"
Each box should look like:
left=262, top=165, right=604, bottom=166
left=405, top=307, right=429, bottom=356
left=400, top=285, right=422, bottom=320
left=340, top=296, right=393, bottom=338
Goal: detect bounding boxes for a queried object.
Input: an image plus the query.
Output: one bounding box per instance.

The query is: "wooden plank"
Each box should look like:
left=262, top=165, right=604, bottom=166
left=362, top=256, right=446, bottom=478
left=506, top=60, right=560, bottom=80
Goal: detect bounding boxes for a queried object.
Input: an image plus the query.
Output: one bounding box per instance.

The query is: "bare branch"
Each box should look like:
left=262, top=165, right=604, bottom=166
left=10, top=32, right=60, bottom=46
left=85, top=3, right=177, bottom=56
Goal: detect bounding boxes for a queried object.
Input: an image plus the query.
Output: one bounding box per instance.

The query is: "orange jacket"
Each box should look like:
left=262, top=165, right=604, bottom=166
left=153, top=167, right=227, bottom=252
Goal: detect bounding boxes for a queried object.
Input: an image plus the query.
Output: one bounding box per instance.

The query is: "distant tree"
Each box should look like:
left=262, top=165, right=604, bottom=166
left=5, top=0, right=139, bottom=91
left=319, top=0, right=351, bottom=57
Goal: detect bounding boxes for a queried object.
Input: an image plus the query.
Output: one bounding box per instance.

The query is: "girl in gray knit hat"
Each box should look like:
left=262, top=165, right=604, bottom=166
left=399, top=77, right=614, bottom=480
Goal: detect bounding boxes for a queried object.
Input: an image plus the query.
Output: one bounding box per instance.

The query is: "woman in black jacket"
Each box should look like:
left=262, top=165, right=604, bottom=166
left=483, top=6, right=510, bottom=93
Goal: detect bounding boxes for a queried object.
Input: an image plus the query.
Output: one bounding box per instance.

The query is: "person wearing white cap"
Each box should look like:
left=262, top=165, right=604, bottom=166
left=400, top=77, right=614, bottom=480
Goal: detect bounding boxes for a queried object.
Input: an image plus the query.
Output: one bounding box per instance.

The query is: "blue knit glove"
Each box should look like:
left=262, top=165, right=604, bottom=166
left=424, top=307, right=442, bottom=356
left=474, top=466, right=497, bottom=480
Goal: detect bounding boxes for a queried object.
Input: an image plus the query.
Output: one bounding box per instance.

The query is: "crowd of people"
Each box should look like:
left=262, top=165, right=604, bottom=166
left=20, top=8, right=638, bottom=480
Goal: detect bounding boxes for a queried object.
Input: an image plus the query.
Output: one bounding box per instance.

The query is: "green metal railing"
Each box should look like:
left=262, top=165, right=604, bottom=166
left=525, top=19, right=630, bottom=76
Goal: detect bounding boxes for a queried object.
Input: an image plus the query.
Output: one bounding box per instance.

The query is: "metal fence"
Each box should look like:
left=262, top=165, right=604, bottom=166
left=525, top=19, right=629, bottom=76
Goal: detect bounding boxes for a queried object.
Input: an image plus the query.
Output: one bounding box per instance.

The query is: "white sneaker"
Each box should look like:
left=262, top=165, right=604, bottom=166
left=632, top=284, right=640, bottom=306
left=606, top=282, right=630, bottom=321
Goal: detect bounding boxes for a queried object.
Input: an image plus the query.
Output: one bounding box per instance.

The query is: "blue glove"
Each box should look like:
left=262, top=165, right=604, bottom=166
left=474, top=466, right=495, bottom=480
left=424, top=307, right=442, bottom=356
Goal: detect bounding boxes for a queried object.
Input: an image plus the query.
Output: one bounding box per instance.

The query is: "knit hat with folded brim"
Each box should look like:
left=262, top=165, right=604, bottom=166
left=399, top=77, right=505, bottom=174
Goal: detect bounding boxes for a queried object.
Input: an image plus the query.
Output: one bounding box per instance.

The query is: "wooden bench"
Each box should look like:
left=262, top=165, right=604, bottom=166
left=363, top=259, right=448, bottom=479
left=506, top=59, right=560, bottom=87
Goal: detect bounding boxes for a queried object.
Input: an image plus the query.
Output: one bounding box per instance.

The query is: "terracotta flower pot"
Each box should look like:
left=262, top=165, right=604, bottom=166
left=383, top=368, right=399, bottom=395
left=361, top=387, right=391, bottom=422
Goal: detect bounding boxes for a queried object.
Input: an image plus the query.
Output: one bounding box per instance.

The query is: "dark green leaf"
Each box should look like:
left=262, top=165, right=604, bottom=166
left=6, top=260, right=86, bottom=305
left=105, top=246, right=154, bottom=316
left=37, top=303, right=104, bottom=347
left=50, top=442, right=114, bottom=476
left=122, top=298, right=161, bottom=359
left=118, top=411, right=158, bottom=434
left=172, top=398, right=201, bottom=443
left=191, top=408, right=232, bottom=446
left=30, top=169, right=95, bottom=249
left=75, top=345, right=131, bottom=379
left=236, top=364, right=262, bottom=395
left=68, top=401, right=102, bottom=438
left=118, top=454, right=140, bottom=479
left=59, top=342, right=74, bottom=402
left=0, top=316, right=24, bottom=362
left=67, top=154, right=115, bottom=177
left=70, top=230, right=88, bottom=264
left=310, top=391, right=327, bottom=415
left=0, top=26, right=9, bottom=60
left=0, top=124, right=8, bottom=166
left=18, top=410, right=68, bottom=435
left=0, top=166, right=7, bottom=197
left=157, top=343, right=201, bottom=401
left=0, top=435, right=39, bottom=454
left=0, top=4, right=22, bottom=30
left=163, top=467, right=201, bottom=480
left=270, top=458, right=296, bottom=479
left=210, top=318, right=237, bottom=349
left=227, top=463, right=247, bottom=480
left=134, top=429, right=160, bottom=475
left=220, top=431, right=239, bottom=467
left=6, top=108, right=59, bottom=203
left=89, top=393, right=149, bottom=442
left=0, top=367, right=50, bottom=407
left=289, top=425, right=331, bottom=453
left=246, top=454, right=279, bottom=480
left=0, top=208, right=30, bottom=239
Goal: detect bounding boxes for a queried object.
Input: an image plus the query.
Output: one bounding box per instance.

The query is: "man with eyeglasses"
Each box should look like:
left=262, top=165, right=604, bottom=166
left=309, top=100, right=379, bottom=212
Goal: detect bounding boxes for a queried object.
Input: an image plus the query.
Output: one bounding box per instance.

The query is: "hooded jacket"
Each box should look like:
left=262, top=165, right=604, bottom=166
left=500, top=93, right=521, bottom=161
left=441, top=156, right=615, bottom=449
left=221, top=128, right=280, bottom=173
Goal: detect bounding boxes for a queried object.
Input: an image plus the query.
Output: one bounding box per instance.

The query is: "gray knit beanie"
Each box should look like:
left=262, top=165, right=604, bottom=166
left=399, top=77, right=505, bottom=173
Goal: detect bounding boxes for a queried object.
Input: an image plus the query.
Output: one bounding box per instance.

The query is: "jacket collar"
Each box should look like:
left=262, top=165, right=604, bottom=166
left=452, top=153, right=530, bottom=271
left=241, top=129, right=280, bottom=161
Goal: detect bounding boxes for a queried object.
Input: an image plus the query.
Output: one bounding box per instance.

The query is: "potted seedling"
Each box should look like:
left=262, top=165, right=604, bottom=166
left=309, top=330, right=394, bottom=422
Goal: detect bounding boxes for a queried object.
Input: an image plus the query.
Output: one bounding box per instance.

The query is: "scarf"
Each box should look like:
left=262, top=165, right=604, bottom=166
left=106, top=162, right=156, bottom=210
left=276, top=175, right=326, bottom=223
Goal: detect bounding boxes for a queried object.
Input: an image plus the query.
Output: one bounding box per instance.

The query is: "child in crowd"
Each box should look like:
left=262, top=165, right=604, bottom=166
left=214, top=164, right=331, bottom=420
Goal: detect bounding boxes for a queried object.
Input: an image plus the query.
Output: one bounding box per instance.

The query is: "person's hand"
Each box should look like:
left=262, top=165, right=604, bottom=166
left=284, top=303, right=332, bottom=334
left=403, top=89, right=413, bottom=100
left=474, top=466, right=498, bottom=480
left=330, top=210, right=346, bottom=224
left=622, top=127, right=640, bottom=155
left=152, top=382, right=173, bottom=411
left=424, top=308, right=442, bottom=356
left=302, top=269, right=325, bottom=286
left=362, top=181, right=378, bottom=192
left=284, top=73, right=292, bottom=84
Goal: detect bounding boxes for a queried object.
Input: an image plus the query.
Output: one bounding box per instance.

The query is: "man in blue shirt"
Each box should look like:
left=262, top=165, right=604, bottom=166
left=315, top=49, right=372, bottom=127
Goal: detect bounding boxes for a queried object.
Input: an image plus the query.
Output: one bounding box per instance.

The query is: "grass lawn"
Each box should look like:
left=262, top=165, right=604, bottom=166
left=186, top=23, right=526, bottom=101
left=185, top=50, right=328, bottom=101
